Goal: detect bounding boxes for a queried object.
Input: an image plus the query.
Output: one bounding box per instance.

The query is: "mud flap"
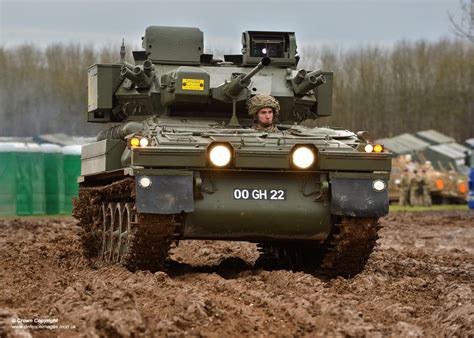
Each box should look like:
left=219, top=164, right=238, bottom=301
left=135, top=174, right=194, bottom=214
left=330, top=177, right=389, bottom=218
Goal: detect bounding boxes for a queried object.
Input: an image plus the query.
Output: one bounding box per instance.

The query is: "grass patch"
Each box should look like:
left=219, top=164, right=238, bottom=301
left=389, top=204, right=470, bottom=213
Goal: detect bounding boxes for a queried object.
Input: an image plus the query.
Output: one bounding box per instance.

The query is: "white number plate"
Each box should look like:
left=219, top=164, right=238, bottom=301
left=233, top=189, right=287, bottom=200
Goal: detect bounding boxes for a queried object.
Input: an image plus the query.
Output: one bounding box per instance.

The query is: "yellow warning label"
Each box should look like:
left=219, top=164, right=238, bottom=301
left=182, top=78, right=205, bottom=91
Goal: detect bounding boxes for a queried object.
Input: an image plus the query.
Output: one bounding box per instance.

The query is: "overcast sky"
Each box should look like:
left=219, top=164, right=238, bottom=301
left=0, top=0, right=464, bottom=52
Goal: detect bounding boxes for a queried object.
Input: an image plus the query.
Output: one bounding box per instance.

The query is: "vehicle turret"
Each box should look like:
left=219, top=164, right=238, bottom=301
left=87, top=27, right=334, bottom=124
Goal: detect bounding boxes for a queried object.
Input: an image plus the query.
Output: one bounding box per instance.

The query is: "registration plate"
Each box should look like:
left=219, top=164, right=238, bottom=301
left=233, top=188, right=287, bottom=200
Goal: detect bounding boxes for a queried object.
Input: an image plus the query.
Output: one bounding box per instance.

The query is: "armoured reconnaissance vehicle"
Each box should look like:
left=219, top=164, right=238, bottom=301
left=74, top=26, right=391, bottom=276
left=389, top=156, right=468, bottom=205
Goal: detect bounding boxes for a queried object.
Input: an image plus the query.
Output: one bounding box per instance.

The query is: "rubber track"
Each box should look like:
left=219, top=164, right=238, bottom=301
left=73, top=178, right=175, bottom=271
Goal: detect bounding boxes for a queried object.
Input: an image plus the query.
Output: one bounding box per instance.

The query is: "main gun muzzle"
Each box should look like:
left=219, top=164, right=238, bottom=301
left=241, top=57, right=271, bottom=83
left=223, top=57, right=271, bottom=100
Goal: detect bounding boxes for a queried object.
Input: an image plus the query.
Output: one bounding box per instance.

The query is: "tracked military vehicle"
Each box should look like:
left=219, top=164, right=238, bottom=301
left=74, top=26, right=391, bottom=276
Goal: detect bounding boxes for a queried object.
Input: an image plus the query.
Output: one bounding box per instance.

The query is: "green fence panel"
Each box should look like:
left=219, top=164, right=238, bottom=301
left=62, top=145, right=82, bottom=215
left=0, top=144, right=18, bottom=215
left=27, top=143, right=46, bottom=215
left=41, top=143, right=65, bottom=215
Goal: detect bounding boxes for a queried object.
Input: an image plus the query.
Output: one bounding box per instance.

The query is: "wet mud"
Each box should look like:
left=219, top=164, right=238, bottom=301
left=0, top=211, right=473, bottom=337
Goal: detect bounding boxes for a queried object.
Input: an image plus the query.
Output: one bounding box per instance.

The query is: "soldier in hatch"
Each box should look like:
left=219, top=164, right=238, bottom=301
left=247, top=94, right=280, bottom=132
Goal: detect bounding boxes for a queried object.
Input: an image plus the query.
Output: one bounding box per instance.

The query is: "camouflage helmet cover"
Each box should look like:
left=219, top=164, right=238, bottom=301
left=247, top=94, right=280, bottom=117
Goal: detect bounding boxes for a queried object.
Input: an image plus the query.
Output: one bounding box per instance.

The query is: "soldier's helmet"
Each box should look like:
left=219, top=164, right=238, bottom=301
left=247, top=94, right=280, bottom=120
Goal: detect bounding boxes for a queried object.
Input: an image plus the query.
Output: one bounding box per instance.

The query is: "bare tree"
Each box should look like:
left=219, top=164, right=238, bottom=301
left=448, top=0, right=474, bottom=42
left=0, top=40, right=472, bottom=142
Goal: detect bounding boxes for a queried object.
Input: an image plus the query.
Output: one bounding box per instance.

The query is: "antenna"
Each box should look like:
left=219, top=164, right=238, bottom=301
left=120, top=38, right=125, bottom=63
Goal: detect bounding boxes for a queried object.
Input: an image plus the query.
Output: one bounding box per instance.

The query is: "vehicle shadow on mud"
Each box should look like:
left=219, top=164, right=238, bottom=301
left=165, top=257, right=333, bottom=280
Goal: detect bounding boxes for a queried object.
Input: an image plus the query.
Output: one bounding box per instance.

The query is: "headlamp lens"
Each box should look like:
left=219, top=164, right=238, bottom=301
left=138, top=177, right=152, bottom=188
left=373, top=179, right=386, bottom=192
left=139, top=138, right=149, bottom=147
left=130, top=137, right=140, bottom=147
left=373, top=144, right=384, bottom=153
left=209, top=145, right=232, bottom=167
left=292, top=147, right=315, bottom=169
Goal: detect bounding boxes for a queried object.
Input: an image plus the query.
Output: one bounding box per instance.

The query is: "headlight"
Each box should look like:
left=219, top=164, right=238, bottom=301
left=372, top=179, right=386, bottom=192
left=373, top=144, right=384, bottom=153
left=292, top=146, right=315, bottom=169
left=138, top=176, right=152, bottom=189
left=209, top=144, right=232, bottom=167
left=129, top=136, right=150, bottom=148
left=139, top=138, right=149, bottom=147
left=130, top=137, right=140, bottom=147
left=364, top=143, right=384, bottom=153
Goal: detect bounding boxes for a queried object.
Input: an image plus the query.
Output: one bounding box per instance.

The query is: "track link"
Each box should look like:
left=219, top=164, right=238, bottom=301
left=123, top=213, right=175, bottom=271
left=73, top=178, right=175, bottom=271
left=257, top=217, right=381, bottom=277
left=321, top=217, right=381, bottom=276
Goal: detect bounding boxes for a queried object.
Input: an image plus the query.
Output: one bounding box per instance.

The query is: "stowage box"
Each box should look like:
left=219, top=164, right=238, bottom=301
left=81, top=139, right=126, bottom=175
left=87, top=64, right=122, bottom=122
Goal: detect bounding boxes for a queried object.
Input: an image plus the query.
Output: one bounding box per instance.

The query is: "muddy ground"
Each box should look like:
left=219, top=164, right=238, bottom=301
left=0, top=211, right=473, bottom=337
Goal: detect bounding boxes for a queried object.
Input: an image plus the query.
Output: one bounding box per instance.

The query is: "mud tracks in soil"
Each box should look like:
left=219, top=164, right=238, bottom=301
left=0, top=211, right=473, bottom=336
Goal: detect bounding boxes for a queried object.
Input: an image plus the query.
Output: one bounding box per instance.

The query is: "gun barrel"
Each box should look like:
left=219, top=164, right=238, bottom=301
left=223, top=57, right=271, bottom=99
left=294, top=69, right=326, bottom=96
left=224, top=75, right=247, bottom=98
left=241, top=57, right=271, bottom=83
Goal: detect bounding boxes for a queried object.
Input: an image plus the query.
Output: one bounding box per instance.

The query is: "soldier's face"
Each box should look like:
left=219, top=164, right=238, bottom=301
left=257, top=108, right=273, bottom=125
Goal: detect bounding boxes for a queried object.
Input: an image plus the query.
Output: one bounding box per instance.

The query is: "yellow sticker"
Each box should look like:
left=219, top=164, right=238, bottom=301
left=182, top=78, right=205, bottom=91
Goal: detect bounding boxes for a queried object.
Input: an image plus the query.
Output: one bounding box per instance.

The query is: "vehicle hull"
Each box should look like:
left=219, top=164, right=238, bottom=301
left=182, top=171, right=331, bottom=241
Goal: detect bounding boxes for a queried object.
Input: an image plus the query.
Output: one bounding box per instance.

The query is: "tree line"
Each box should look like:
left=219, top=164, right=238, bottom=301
left=0, top=38, right=472, bottom=141
left=300, top=39, right=473, bottom=142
